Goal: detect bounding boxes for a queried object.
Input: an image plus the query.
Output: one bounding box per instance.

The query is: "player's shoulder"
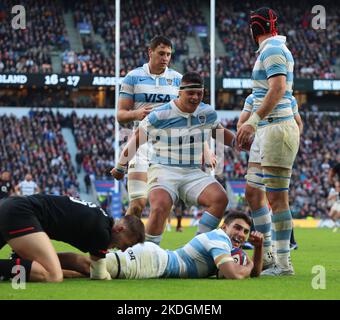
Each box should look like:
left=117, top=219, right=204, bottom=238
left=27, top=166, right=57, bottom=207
left=123, top=67, right=147, bottom=83
left=197, top=102, right=215, bottom=113
left=166, top=68, right=183, bottom=79
left=148, top=102, right=173, bottom=124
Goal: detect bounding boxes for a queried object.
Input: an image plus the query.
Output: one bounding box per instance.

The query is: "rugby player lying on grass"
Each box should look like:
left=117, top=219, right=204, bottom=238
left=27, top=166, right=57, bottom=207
left=59, top=211, right=263, bottom=280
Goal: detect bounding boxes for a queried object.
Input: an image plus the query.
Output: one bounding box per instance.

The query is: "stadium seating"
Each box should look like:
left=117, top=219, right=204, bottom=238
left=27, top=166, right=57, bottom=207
left=0, top=110, right=79, bottom=196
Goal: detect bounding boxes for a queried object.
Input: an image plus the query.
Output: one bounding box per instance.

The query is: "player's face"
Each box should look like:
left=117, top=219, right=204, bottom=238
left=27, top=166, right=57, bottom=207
left=223, top=219, right=250, bottom=248
left=178, top=88, right=204, bottom=113
left=149, top=44, right=172, bottom=73
left=114, top=233, right=137, bottom=251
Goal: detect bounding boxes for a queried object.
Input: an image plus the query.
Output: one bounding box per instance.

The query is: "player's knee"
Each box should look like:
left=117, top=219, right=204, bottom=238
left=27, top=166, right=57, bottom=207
left=45, top=270, right=63, bottom=282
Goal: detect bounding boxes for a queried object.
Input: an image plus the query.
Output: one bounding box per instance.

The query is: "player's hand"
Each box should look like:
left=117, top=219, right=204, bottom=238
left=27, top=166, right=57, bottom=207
left=110, top=168, right=125, bottom=180
left=248, top=231, right=264, bottom=249
left=209, top=152, right=217, bottom=169
left=236, top=124, right=255, bottom=151
left=134, top=106, right=153, bottom=121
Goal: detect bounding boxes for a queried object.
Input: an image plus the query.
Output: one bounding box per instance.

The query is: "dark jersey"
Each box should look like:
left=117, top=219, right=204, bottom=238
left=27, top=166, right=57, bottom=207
left=0, top=180, right=13, bottom=199
left=0, top=194, right=113, bottom=257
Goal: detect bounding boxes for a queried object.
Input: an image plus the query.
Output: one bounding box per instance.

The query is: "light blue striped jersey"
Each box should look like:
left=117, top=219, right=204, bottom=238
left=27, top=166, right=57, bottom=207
left=252, top=35, right=295, bottom=125
left=243, top=93, right=255, bottom=113
left=139, top=100, right=219, bottom=167
left=162, top=229, right=232, bottom=278
left=242, top=94, right=299, bottom=122
left=120, top=63, right=182, bottom=113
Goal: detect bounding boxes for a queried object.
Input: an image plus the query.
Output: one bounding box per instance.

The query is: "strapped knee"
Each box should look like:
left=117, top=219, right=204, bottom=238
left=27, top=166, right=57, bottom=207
left=263, top=167, right=292, bottom=192
left=128, top=180, right=147, bottom=201
left=246, top=166, right=265, bottom=191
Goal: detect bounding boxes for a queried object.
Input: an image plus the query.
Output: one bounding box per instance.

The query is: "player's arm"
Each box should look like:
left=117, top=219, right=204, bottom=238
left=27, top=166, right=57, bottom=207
left=110, top=127, right=147, bottom=180
left=212, top=124, right=236, bottom=148
left=294, top=113, right=303, bottom=134
left=202, top=141, right=216, bottom=168
left=247, top=231, right=264, bottom=277
left=216, top=254, right=254, bottom=280
left=237, top=110, right=251, bottom=131
left=89, top=255, right=111, bottom=280
left=117, top=97, right=153, bottom=124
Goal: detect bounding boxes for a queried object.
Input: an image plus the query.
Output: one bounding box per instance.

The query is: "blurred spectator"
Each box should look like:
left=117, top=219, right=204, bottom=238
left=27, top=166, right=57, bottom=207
left=15, top=173, right=40, bottom=196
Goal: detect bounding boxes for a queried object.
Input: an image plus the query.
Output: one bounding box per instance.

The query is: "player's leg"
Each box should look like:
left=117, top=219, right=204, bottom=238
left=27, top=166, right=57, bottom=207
left=245, top=162, right=274, bottom=268
left=145, top=188, right=174, bottom=245
left=6, top=232, right=63, bottom=282
left=194, top=179, right=228, bottom=234
left=259, top=120, right=299, bottom=276
left=126, top=172, right=148, bottom=218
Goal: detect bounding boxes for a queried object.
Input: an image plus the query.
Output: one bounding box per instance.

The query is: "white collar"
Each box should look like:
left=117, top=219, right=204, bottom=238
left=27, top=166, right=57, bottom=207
left=143, top=63, right=168, bottom=79
left=170, top=100, right=200, bottom=118
left=256, top=35, right=286, bottom=53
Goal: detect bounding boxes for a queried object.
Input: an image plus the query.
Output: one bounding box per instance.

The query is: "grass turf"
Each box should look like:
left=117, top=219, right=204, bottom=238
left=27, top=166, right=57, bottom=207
left=1, top=227, right=340, bottom=300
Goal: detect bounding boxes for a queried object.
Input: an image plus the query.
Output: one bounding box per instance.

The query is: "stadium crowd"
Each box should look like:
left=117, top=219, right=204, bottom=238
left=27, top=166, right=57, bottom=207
left=0, top=110, right=79, bottom=197
left=0, top=0, right=338, bottom=79
left=0, top=0, right=69, bottom=73
left=185, top=0, right=339, bottom=79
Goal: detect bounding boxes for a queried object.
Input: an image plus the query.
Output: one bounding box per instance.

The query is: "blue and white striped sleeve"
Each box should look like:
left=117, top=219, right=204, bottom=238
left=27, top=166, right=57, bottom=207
left=262, top=47, right=287, bottom=78
left=243, top=94, right=254, bottom=113
left=119, top=74, right=135, bottom=99
left=291, top=97, right=298, bottom=115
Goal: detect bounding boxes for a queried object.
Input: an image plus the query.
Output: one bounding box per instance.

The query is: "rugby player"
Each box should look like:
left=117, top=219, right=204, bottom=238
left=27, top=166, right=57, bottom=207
left=0, top=194, right=144, bottom=282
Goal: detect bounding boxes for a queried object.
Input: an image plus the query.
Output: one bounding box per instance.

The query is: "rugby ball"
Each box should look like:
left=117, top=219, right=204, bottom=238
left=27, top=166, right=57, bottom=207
left=231, top=247, right=247, bottom=266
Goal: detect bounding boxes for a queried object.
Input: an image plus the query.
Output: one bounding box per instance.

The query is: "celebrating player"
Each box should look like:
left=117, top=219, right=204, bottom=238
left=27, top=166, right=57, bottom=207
left=117, top=35, right=182, bottom=219
left=0, top=194, right=144, bottom=282
left=111, top=72, right=236, bottom=245
left=236, top=7, right=300, bottom=276
left=57, top=212, right=264, bottom=280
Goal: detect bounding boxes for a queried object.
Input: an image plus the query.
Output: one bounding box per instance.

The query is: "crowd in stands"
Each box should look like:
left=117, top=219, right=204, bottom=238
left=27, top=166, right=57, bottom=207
left=70, top=113, right=119, bottom=178
left=187, top=0, right=339, bottom=79
left=0, top=0, right=338, bottom=79
left=0, top=0, right=69, bottom=73
left=0, top=110, right=79, bottom=196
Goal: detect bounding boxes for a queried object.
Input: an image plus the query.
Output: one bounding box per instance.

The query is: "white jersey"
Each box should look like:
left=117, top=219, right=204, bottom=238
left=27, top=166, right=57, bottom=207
left=163, top=229, right=232, bottom=278
left=105, top=229, right=233, bottom=279
left=139, top=101, right=219, bottom=168
left=252, top=35, right=294, bottom=126
left=18, top=180, right=38, bottom=196
left=120, top=63, right=182, bottom=127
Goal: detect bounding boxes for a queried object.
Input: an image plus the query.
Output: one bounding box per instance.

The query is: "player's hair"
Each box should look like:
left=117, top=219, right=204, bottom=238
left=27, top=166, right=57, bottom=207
left=223, top=211, right=252, bottom=227
left=120, top=215, right=145, bottom=243
left=181, top=72, right=203, bottom=86
left=149, top=35, right=172, bottom=50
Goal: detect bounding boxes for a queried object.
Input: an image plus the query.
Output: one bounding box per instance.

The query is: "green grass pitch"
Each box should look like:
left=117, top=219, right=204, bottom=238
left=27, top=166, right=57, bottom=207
left=1, top=227, right=340, bottom=300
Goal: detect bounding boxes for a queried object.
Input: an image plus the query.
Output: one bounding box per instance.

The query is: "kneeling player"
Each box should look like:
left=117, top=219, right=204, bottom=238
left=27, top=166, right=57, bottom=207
left=0, top=194, right=144, bottom=282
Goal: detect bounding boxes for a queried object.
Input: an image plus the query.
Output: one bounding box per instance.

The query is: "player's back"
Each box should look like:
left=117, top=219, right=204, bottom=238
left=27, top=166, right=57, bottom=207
left=0, top=194, right=113, bottom=255
left=163, top=229, right=232, bottom=278
left=252, top=35, right=294, bottom=123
